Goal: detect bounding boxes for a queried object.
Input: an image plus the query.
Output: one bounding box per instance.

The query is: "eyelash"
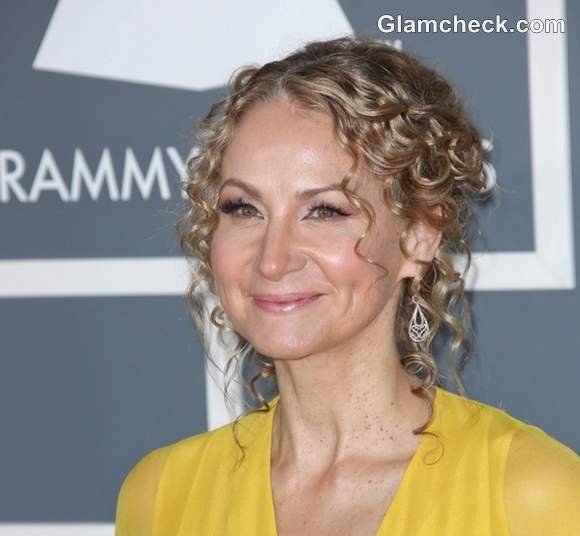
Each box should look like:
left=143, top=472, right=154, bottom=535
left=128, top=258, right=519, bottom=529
left=217, top=197, right=351, bottom=221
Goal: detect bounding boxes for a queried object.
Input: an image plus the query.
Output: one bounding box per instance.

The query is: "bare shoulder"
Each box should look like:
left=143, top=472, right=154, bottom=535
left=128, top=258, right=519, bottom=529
left=504, top=424, right=580, bottom=536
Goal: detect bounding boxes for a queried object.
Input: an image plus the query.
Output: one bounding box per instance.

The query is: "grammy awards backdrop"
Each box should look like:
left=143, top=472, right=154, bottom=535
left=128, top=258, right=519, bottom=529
left=0, top=0, right=578, bottom=533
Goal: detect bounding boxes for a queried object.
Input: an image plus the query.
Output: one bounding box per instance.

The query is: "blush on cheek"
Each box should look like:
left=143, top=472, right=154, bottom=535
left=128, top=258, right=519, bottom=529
left=324, top=238, right=370, bottom=269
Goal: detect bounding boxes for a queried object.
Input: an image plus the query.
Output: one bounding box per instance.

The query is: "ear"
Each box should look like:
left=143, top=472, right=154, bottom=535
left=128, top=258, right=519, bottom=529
left=397, top=210, right=442, bottom=281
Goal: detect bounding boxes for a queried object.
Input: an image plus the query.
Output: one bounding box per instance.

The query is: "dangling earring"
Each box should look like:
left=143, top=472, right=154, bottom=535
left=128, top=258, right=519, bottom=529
left=408, top=294, right=430, bottom=343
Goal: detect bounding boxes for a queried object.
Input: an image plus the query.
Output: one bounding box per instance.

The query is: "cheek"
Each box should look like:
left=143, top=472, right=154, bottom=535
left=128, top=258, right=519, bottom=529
left=327, top=228, right=403, bottom=297
left=209, top=228, right=247, bottom=296
left=318, top=236, right=378, bottom=288
left=366, top=215, right=404, bottom=269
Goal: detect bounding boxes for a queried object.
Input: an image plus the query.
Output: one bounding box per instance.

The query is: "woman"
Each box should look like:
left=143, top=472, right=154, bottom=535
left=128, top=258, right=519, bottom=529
left=116, top=36, right=580, bottom=535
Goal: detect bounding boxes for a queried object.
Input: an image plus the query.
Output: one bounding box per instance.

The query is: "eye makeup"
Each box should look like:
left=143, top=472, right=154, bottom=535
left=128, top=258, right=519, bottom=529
left=217, top=196, right=352, bottom=221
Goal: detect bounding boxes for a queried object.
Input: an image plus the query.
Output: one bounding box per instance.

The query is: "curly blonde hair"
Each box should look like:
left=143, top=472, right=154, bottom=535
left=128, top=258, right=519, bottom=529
left=177, top=35, right=490, bottom=465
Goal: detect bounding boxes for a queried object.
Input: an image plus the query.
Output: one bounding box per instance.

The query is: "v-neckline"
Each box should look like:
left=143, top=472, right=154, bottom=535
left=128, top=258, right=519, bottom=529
left=263, top=386, right=442, bottom=535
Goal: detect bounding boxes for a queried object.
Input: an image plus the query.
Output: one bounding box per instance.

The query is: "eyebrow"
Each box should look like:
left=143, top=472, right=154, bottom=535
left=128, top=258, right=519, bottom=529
left=219, top=178, right=344, bottom=201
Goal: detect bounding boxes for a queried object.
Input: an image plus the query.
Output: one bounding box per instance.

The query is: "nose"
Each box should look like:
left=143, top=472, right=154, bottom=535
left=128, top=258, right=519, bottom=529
left=256, top=220, right=305, bottom=281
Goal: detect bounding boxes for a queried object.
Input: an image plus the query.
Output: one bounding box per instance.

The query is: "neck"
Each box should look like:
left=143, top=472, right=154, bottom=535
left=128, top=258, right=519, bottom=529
left=270, top=344, right=432, bottom=473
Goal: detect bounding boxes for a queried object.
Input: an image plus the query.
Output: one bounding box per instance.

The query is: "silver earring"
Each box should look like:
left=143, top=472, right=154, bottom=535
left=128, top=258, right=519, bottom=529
left=408, top=294, right=429, bottom=343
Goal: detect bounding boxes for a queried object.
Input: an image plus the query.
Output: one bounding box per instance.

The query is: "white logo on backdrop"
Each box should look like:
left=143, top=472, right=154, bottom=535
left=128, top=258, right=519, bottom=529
left=0, top=147, right=188, bottom=203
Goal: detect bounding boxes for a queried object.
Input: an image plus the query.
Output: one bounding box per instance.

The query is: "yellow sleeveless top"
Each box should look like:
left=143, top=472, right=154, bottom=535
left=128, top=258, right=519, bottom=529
left=115, top=386, right=580, bottom=535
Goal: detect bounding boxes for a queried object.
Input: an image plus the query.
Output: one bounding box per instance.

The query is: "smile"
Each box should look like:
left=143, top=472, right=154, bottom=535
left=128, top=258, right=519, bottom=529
left=252, top=294, right=322, bottom=314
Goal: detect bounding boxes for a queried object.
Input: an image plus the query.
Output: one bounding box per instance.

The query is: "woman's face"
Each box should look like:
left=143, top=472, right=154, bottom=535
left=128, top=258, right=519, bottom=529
left=210, top=96, right=417, bottom=360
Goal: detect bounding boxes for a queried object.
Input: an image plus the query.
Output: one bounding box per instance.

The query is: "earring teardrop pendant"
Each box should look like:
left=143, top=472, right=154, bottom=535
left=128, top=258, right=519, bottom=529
left=408, top=295, right=429, bottom=343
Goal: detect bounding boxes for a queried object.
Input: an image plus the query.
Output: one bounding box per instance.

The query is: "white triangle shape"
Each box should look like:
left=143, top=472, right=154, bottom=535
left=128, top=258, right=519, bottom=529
left=34, top=0, right=354, bottom=90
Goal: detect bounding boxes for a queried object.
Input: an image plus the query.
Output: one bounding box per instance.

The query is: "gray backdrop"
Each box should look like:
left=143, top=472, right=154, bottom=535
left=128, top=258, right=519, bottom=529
left=0, top=0, right=578, bottom=531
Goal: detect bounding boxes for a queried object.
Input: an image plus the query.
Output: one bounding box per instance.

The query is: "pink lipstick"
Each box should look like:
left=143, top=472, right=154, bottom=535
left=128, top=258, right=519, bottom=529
left=252, top=292, right=323, bottom=314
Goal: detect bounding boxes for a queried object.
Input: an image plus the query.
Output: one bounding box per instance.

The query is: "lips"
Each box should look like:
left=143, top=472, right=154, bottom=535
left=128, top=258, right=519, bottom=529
left=252, top=292, right=323, bottom=313
left=252, top=292, right=322, bottom=303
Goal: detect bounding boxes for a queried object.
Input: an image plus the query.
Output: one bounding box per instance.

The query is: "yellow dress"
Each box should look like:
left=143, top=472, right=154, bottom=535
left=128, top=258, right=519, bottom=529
left=115, top=386, right=580, bottom=535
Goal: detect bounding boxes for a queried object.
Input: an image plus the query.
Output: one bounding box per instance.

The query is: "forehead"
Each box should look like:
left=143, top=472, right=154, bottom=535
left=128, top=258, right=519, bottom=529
left=227, top=97, right=337, bottom=149
left=222, top=97, right=354, bottom=182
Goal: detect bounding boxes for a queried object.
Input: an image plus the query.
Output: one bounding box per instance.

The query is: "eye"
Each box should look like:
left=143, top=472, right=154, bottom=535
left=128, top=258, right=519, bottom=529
left=217, top=197, right=260, bottom=219
left=307, top=201, right=351, bottom=220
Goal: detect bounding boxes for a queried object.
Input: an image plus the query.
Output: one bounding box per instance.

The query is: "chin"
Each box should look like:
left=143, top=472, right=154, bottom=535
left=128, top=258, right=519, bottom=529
left=250, top=338, right=316, bottom=361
